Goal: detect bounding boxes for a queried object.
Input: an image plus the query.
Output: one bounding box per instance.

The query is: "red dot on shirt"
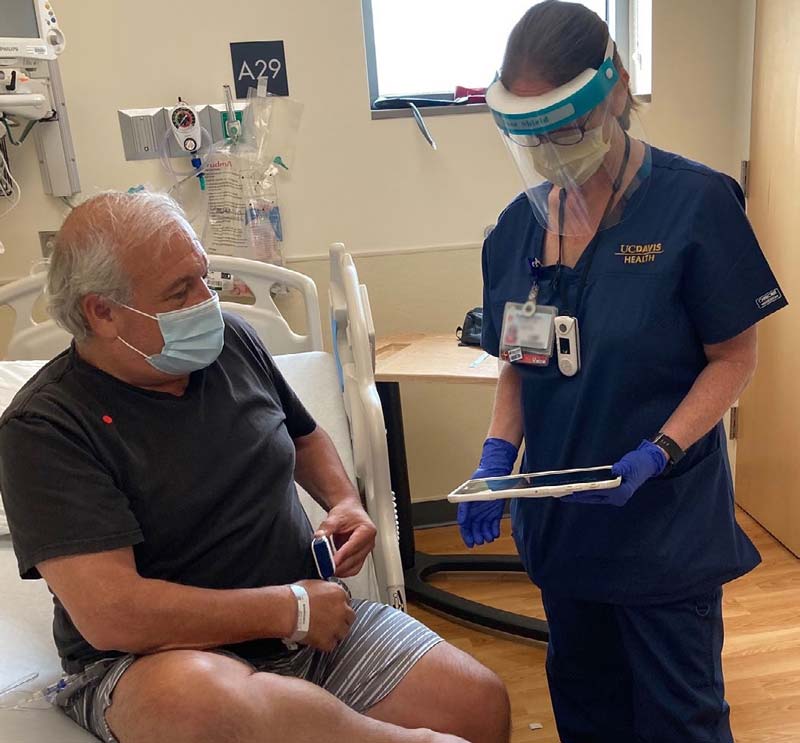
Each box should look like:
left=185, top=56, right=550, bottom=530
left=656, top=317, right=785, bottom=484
left=102, top=415, right=113, bottom=425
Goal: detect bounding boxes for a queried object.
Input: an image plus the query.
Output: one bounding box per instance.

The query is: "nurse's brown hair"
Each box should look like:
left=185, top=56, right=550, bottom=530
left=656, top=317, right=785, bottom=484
left=500, top=0, right=637, bottom=129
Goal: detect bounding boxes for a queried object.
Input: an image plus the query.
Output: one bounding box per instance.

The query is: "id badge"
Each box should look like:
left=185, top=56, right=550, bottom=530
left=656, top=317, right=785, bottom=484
left=499, top=302, right=557, bottom=365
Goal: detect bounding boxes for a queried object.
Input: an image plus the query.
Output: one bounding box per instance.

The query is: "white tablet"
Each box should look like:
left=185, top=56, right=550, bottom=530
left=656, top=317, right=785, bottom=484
left=447, top=465, right=621, bottom=503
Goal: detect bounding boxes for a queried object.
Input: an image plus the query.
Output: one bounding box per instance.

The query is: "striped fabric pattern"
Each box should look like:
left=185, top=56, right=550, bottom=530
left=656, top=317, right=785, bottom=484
left=59, top=600, right=442, bottom=742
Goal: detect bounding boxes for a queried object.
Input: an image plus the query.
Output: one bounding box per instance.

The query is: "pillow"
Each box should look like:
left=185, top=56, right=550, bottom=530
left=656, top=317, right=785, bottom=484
left=0, top=361, right=49, bottom=535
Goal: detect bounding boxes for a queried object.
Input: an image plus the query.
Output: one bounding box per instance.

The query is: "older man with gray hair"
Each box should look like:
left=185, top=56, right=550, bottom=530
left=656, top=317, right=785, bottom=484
left=0, top=192, right=510, bottom=743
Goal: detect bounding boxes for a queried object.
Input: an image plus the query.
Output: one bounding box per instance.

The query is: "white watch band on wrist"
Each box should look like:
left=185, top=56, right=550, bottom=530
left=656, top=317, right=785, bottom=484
left=288, top=584, right=310, bottom=643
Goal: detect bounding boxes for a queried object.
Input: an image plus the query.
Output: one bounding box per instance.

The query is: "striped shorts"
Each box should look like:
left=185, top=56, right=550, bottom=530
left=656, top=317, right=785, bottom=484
left=58, top=599, right=442, bottom=743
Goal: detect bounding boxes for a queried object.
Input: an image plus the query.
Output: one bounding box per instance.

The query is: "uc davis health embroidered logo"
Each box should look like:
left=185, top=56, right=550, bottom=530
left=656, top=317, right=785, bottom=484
left=615, top=243, right=663, bottom=264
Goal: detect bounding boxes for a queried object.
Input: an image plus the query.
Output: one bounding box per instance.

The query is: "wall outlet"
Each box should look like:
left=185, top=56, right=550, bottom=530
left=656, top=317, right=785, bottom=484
left=39, top=231, right=58, bottom=257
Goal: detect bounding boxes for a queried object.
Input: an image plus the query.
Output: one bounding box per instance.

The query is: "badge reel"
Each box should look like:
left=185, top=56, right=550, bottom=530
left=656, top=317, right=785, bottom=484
left=500, top=286, right=557, bottom=366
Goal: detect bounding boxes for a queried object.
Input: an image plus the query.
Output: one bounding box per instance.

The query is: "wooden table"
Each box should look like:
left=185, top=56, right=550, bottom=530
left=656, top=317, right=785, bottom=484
left=376, top=333, right=499, bottom=384
left=375, top=334, right=549, bottom=642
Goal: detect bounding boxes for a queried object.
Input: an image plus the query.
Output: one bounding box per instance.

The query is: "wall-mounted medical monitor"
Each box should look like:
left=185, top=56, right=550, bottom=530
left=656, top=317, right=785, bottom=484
left=0, top=0, right=65, bottom=60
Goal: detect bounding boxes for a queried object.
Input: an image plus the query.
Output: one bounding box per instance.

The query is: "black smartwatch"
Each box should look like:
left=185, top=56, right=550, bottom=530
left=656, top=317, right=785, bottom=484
left=650, top=432, right=685, bottom=473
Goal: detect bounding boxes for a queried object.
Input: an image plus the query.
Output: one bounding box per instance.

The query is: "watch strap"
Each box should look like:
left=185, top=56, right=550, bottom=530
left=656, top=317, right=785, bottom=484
left=651, top=432, right=685, bottom=469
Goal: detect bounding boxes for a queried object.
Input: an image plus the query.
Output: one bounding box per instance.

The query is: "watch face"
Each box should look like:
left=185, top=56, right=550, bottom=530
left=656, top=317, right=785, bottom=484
left=654, top=434, right=683, bottom=463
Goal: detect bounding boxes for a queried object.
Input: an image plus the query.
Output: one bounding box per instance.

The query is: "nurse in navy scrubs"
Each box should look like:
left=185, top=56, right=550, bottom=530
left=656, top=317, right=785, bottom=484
left=459, top=2, right=787, bottom=741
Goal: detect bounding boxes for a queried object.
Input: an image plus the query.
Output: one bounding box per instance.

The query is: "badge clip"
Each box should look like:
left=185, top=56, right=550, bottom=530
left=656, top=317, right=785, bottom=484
left=522, top=285, right=539, bottom=317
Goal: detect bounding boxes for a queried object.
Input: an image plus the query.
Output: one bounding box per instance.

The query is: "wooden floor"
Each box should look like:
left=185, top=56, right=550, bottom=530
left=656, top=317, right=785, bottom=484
left=408, top=509, right=800, bottom=743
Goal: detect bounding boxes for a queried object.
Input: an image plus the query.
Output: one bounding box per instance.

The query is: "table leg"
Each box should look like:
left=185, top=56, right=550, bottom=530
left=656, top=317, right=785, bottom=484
left=377, top=381, right=416, bottom=569
left=406, top=554, right=549, bottom=641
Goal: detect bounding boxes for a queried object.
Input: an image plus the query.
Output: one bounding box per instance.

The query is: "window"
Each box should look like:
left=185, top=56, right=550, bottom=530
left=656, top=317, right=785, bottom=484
left=628, top=0, right=652, bottom=96
left=362, top=0, right=652, bottom=111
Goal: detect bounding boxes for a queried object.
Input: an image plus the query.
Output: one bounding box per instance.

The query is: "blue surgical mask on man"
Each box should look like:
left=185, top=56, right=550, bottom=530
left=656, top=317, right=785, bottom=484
left=116, top=293, right=225, bottom=375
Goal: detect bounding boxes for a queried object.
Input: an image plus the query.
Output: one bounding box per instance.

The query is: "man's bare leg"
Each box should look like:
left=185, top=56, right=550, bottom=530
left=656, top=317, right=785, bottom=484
left=366, top=643, right=511, bottom=743
left=105, top=650, right=468, bottom=743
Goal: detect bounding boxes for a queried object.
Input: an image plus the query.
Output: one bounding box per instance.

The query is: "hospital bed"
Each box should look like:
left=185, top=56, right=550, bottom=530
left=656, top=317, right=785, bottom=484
left=0, top=245, right=404, bottom=741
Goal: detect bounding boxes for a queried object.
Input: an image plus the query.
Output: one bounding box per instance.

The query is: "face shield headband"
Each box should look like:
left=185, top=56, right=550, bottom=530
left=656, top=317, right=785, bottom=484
left=486, top=36, right=618, bottom=141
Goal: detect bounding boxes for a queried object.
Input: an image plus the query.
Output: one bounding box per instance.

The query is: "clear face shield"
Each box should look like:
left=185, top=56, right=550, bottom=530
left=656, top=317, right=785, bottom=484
left=487, top=36, right=650, bottom=237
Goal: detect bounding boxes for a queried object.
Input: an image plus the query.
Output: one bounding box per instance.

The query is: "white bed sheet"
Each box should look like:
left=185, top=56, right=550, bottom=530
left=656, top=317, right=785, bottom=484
left=0, top=535, right=95, bottom=741
left=0, top=361, right=47, bottom=534
left=274, top=352, right=379, bottom=603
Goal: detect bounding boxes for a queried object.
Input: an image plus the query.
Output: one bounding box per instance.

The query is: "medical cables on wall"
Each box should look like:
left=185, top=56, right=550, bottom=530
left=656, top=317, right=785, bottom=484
left=0, top=137, right=21, bottom=222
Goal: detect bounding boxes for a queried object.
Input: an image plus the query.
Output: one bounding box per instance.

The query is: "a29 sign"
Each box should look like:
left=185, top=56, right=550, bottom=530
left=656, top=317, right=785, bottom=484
left=230, top=40, right=289, bottom=99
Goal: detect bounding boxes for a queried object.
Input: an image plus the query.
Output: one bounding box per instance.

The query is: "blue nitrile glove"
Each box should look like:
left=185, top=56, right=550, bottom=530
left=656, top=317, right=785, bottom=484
left=562, top=440, right=667, bottom=507
left=458, top=437, right=519, bottom=548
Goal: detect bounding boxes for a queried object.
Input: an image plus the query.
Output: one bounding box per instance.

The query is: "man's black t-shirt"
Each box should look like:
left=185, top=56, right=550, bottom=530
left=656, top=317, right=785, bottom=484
left=0, top=313, right=318, bottom=673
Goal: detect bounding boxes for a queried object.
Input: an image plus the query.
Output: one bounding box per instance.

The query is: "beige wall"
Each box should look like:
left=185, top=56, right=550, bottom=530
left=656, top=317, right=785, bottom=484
left=735, top=0, right=757, bottom=163
left=0, top=0, right=756, bottom=501
left=642, top=0, right=751, bottom=175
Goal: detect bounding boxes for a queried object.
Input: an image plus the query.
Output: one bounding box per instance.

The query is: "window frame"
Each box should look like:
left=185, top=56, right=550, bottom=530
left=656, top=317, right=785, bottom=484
left=362, top=0, right=650, bottom=120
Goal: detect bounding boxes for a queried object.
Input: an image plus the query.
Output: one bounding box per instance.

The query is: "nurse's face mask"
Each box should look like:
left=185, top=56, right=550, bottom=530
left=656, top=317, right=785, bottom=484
left=526, top=121, right=611, bottom=188
left=115, top=293, right=225, bottom=376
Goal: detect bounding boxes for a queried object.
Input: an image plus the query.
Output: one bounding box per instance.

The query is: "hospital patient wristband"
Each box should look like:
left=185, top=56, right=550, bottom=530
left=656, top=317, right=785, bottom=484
left=287, top=584, right=310, bottom=643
